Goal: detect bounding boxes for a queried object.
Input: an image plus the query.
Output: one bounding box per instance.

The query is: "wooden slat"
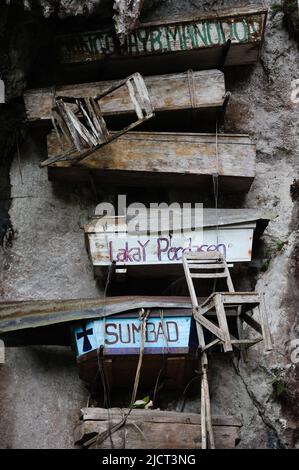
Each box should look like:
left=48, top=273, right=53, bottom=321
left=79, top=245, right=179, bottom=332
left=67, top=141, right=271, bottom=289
left=75, top=419, right=241, bottom=449
left=191, top=273, right=228, bottom=279
left=80, top=408, right=242, bottom=427
left=0, top=296, right=194, bottom=333
left=24, top=70, right=225, bottom=122
left=231, top=338, right=263, bottom=346
left=47, top=131, right=256, bottom=193
left=257, top=301, right=273, bottom=352
left=241, top=312, right=262, bottom=334
left=189, top=263, right=228, bottom=269
left=193, top=310, right=225, bottom=342
left=214, top=294, right=233, bottom=352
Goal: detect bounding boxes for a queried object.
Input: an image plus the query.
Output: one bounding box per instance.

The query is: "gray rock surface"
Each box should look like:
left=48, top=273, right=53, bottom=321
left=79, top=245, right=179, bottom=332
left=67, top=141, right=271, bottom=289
left=0, top=0, right=298, bottom=449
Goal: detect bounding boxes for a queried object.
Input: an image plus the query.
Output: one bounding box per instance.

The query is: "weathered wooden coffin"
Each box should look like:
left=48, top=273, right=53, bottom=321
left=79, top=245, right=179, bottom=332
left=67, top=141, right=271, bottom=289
left=47, top=131, right=256, bottom=192
left=72, top=308, right=198, bottom=388
left=75, top=408, right=242, bottom=449
left=57, top=5, right=267, bottom=73
left=85, top=209, right=275, bottom=278
left=24, top=70, right=226, bottom=123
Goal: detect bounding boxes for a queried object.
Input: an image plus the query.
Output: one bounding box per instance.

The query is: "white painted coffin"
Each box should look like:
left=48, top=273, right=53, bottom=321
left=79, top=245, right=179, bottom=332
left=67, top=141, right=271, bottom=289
left=84, top=209, right=275, bottom=277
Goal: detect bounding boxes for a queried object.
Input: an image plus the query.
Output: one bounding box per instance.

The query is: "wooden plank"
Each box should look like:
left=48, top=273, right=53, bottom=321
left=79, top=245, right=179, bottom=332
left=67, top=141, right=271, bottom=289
left=75, top=408, right=242, bottom=449
left=57, top=5, right=268, bottom=72
left=193, top=310, right=225, bottom=342
left=77, top=353, right=196, bottom=389
left=0, top=296, right=194, bottom=333
left=241, top=312, right=263, bottom=334
left=257, top=300, right=273, bottom=352
left=24, top=70, right=225, bottom=122
left=47, top=131, right=256, bottom=193
left=191, top=273, right=228, bottom=279
left=80, top=408, right=242, bottom=427
left=214, top=294, right=233, bottom=352
left=75, top=420, right=241, bottom=449
left=0, top=296, right=239, bottom=334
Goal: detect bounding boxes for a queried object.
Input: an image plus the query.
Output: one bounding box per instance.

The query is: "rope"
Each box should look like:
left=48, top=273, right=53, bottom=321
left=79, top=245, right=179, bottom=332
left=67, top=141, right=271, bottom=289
left=129, top=308, right=150, bottom=407
left=187, top=69, right=196, bottom=109
left=212, top=121, right=220, bottom=294
left=152, top=309, right=169, bottom=405
left=187, top=69, right=197, bottom=129
left=213, top=120, right=220, bottom=246
left=88, top=308, right=150, bottom=448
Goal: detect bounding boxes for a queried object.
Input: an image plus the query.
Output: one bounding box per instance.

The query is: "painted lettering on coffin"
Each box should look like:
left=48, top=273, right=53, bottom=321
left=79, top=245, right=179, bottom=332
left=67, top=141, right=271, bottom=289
left=107, top=237, right=226, bottom=263
left=59, top=13, right=263, bottom=63
left=73, top=317, right=192, bottom=356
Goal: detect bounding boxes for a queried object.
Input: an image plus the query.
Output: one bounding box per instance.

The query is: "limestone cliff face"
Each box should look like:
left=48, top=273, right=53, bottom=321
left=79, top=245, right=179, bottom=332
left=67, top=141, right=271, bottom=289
left=0, top=0, right=298, bottom=449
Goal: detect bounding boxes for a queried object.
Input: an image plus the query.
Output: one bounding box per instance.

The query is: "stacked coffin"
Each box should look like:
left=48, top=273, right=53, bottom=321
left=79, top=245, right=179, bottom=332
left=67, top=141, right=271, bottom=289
left=20, top=4, right=270, bottom=449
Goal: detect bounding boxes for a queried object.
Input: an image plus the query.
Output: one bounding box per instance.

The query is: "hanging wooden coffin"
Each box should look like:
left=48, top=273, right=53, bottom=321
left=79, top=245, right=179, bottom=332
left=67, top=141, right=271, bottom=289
left=46, top=132, right=255, bottom=192
left=84, top=209, right=275, bottom=278
left=23, top=70, right=226, bottom=124
left=71, top=307, right=198, bottom=389
left=57, top=5, right=268, bottom=73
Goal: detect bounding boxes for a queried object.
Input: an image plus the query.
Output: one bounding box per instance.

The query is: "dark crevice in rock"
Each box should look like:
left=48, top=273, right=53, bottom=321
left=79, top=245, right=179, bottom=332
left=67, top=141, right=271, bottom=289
left=232, top=358, right=286, bottom=449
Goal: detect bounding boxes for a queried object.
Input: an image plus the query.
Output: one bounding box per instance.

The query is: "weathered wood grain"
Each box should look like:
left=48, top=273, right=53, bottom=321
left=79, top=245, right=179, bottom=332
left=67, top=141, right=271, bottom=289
left=57, top=5, right=268, bottom=72
left=77, top=352, right=197, bottom=389
left=47, top=131, right=256, bottom=192
left=24, top=70, right=225, bottom=122
left=75, top=408, right=242, bottom=449
left=0, top=296, right=194, bottom=333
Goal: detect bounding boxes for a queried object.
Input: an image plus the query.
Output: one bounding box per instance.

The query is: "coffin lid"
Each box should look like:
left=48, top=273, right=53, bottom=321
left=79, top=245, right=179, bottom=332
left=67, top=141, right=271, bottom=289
left=0, top=296, right=193, bottom=333
left=84, top=209, right=277, bottom=236
left=58, top=4, right=268, bottom=41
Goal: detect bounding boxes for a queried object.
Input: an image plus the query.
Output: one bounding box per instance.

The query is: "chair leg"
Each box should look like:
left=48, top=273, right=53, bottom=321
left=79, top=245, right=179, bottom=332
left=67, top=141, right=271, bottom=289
left=214, top=294, right=233, bottom=352
left=258, top=298, right=273, bottom=352
left=237, top=306, right=248, bottom=362
left=200, top=352, right=215, bottom=449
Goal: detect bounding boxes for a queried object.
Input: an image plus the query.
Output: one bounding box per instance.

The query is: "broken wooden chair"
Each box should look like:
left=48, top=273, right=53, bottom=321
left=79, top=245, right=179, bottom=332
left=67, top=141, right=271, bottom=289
left=182, top=251, right=273, bottom=354
left=182, top=251, right=272, bottom=449
left=40, top=72, right=154, bottom=168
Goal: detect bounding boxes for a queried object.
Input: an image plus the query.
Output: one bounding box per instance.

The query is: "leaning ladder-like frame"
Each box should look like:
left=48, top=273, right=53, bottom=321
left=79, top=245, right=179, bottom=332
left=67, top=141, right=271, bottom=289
left=40, top=72, right=154, bottom=168
left=182, top=251, right=273, bottom=449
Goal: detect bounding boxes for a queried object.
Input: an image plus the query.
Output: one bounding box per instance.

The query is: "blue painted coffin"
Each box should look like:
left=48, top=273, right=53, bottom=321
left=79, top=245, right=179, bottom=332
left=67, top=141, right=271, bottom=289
left=72, top=310, right=198, bottom=357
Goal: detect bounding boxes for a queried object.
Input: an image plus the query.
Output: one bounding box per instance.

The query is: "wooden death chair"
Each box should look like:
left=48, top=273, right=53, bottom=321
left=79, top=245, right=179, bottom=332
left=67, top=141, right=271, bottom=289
left=182, top=251, right=273, bottom=354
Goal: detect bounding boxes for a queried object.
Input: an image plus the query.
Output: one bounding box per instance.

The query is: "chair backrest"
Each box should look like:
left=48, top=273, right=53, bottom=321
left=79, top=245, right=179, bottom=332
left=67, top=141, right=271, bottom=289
left=182, top=251, right=235, bottom=307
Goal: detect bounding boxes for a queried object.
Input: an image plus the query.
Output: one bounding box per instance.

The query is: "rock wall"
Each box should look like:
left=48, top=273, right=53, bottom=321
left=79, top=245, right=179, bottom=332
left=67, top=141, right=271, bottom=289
left=0, top=0, right=298, bottom=448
